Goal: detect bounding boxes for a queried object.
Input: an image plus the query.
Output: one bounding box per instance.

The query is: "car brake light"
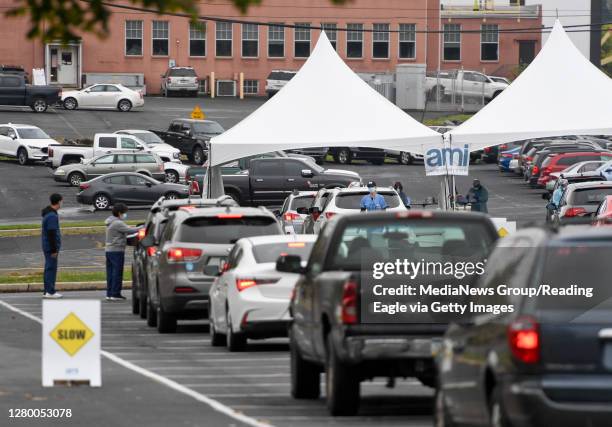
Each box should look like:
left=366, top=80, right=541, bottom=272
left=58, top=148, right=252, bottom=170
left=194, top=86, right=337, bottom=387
left=167, top=247, right=202, bottom=262
left=507, top=316, right=540, bottom=364
left=542, top=167, right=553, bottom=176
left=396, top=210, right=433, bottom=219
left=501, top=153, right=512, bottom=158
left=137, top=228, right=146, bottom=240
left=236, top=278, right=278, bottom=292
left=146, top=246, right=157, bottom=256
left=287, top=242, right=305, bottom=248
left=79, top=183, right=90, bottom=190
left=532, top=166, right=540, bottom=175
left=221, top=262, right=230, bottom=273
left=564, top=207, right=588, bottom=217
left=48, top=147, right=54, bottom=157
left=217, top=213, right=243, bottom=219
left=484, top=147, right=492, bottom=153
left=340, top=279, right=358, bottom=324
left=325, top=211, right=336, bottom=219
left=284, top=212, right=301, bottom=221
left=174, top=286, right=197, bottom=293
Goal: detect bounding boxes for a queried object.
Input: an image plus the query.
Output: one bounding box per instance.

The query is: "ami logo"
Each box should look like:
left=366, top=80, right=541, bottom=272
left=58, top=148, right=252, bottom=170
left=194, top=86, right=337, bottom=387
left=425, top=144, right=470, bottom=168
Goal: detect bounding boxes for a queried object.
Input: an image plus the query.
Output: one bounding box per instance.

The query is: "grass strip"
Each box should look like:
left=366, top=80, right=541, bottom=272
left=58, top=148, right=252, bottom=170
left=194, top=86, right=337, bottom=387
left=0, top=220, right=141, bottom=231
left=0, top=270, right=131, bottom=284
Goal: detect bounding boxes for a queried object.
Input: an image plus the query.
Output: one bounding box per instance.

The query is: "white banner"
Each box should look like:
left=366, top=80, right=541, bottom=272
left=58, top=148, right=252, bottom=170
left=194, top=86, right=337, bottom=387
left=424, top=142, right=470, bottom=176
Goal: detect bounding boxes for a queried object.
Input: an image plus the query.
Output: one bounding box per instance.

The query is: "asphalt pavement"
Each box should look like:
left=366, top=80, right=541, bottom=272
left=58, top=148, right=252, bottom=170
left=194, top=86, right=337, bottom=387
left=1, top=291, right=433, bottom=427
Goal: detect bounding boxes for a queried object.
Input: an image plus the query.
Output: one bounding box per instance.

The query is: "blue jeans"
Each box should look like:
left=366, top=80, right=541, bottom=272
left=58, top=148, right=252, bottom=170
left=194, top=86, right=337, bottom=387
left=105, top=251, right=125, bottom=298
left=43, top=251, right=58, bottom=295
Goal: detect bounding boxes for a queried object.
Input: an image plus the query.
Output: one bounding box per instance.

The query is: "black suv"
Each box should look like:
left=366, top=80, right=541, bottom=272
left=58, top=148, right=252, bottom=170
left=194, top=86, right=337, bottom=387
left=435, top=226, right=612, bottom=427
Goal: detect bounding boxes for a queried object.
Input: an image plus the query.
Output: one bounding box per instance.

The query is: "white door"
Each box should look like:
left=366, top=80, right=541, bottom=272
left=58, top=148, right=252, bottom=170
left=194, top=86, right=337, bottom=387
left=102, top=85, right=123, bottom=107
left=0, top=126, right=13, bottom=155
left=57, top=47, right=78, bottom=86
left=80, top=84, right=106, bottom=107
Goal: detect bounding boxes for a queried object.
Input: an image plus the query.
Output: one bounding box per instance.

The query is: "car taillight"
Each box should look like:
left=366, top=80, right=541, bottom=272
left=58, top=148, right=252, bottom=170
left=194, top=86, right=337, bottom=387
left=542, top=167, right=553, bottom=176
left=532, top=166, right=539, bottom=175
left=340, top=279, right=358, bottom=325
left=139, top=91, right=144, bottom=99
left=564, top=207, right=588, bottom=217
left=48, top=147, right=54, bottom=157
left=513, top=154, right=519, bottom=159
left=174, top=286, right=197, bottom=293
left=79, top=183, right=90, bottom=190
left=499, top=144, right=508, bottom=151
left=146, top=246, right=157, bottom=257
left=396, top=210, right=433, bottom=219
left=507, top=316, right=540, bottom=364
left=484, top=147, right=492, bottom=153
left=526, top=156, right=533, bottom=162
left=167, top=247, right=202, bottom=262
left=325, top=211, right=336, bottom=219
left=217, top=213, right=243, bottom=219
left=501, top=153, right=512, bottom=158
left=137, top=228, right=146, bottom=240
left=236, top=278, right=278, bottom=292
left=189, top=180, right=200, bottom=195
left=284, top=212, right=301, bottom=221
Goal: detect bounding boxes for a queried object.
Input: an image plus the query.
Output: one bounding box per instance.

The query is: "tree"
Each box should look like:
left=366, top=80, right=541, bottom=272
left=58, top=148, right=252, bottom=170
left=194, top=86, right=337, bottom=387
left=8, top=0, right=348, bottom=42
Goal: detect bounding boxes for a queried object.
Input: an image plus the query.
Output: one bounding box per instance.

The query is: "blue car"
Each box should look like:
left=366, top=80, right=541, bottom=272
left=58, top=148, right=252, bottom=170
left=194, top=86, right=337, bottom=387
left=498, top=146, right=520, bottom=172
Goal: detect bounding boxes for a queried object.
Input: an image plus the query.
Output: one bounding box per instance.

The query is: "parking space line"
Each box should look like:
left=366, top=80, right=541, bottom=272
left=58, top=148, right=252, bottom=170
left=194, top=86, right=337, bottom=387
left=166, top=373, right=289, bottom=379
left=148, top=365, right=287, bottom=371
left=0, top=299, right=274, bottom=427
left=128, top=358, right=288, bottom=363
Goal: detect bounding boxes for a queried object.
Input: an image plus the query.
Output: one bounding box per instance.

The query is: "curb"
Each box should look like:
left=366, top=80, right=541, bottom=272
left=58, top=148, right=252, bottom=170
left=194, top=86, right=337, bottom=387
left=0, top=281, right=132, bottom=293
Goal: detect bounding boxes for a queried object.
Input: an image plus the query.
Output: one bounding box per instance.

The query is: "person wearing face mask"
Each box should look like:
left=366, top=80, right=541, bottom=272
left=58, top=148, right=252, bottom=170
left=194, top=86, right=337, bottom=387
left=104, top=203, right=139, bottom=301
left=360, top=181, right=388, bottom=212
left=41, top=193, right=64, bottom=299
left=467, top=179, right=489, bottom=213
left=393, top=181, right=411, bottom=208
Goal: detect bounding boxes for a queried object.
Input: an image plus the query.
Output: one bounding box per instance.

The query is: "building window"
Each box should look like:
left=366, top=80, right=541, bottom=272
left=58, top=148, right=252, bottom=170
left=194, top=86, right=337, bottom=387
left=372, top=23, right=390, bottom=59
left=189, top=22, right=206, bottom=57
left=125, top=20, right=143, bottom=56
left=294, top=23, right=311, bottom=58
left=443, top=23, right=461, bottom=61
left=481, top=24, right=499, bottom=61
left=347, top=23, right=363, bottom=58
left=152, top=21, right=169, bottom=56
left=321, top=23, right=337, bottom=50
left=243, top=79, right=259, bottom=95
left=268, top=23, right=285, bottom=57
left=399, top=23, right=416, bottom=59
left=216, top=22, right=233, bottom=57
left=241, top=23, right=259, bottom=57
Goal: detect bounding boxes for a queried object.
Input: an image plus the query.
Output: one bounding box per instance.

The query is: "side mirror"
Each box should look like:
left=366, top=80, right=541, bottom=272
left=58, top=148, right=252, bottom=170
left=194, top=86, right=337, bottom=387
left=542, top=192, right=551, bottom=200
left=276, top=255, right=304, bottom=274
left=146, top=182, right=153, bottom=187
left=296, top=207, right=308, bottom=215
left=84, top=90, right=90, bottom=93
left=272, top=209, right=281, bottom=217
left=203, top=264, right=220, bottom=276
left=301, top=169, right=313, bottom=178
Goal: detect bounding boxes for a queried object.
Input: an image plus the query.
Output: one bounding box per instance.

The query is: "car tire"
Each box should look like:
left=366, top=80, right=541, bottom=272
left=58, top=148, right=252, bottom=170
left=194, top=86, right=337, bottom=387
left=290, top=331, right=320, bottom=399
left=117, top=99, right=132, bottom=112
left=489, top=386, right=511, bottom=427
left=131, top=281, right=140, bottom=315
left=400, top=151, right=414, bottom=165
left=17, top=148, right=29, bottom=166
left=157, top=303, right=177, bottom=333
left=164, top=192, right=179, bottom=200
left=30, top=97, right=48, bottom=113
left=139, top=295, right=148, bottom=319
left=434, top=387, right=456, bottom=427
left=370, top=159, right=385, bottom=165
left=226, top=311, right=246, bottom=352
left=336, top=149, right=351, bottom=165
left=165, top=170, right=179, bottom=183
left=146, top=298, right=157, bottom=327
left=68, top=172, right=85, bottom=187
left=325, top=335, right=359, bottom=416
left=93, top=193, right=111, bottom=211
left=192, top=146, right=205, bottom=165
left=63, top=97, right=78, bottom=110
left=209, top=306, right=226, bottom=347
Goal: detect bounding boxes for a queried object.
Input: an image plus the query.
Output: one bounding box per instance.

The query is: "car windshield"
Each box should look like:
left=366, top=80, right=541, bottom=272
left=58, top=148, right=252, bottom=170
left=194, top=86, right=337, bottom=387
left=335, top=192, right=402, bottom=209
left=252, top=241, right=315, bottom=263
left=17, top=128, right=50, bottom=139
left=289, top=196, right=315, bottom=211
left=569, top=187, right=612, bottom=205
left=169, top=68, right=197, bottom=77
left=192, top=122, right=224, bottom=135
left=177, top=216, right=279, bottom=244
left=329, top=219, right=495, bottom=271
left=130, top=132, right=164, bottom=145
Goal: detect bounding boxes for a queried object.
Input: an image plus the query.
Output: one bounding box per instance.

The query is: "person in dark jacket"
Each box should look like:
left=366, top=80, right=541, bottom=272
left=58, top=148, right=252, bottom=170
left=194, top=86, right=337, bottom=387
left=467, top=179, right=489, bottom=213
left=41, top=194, right=63, bottom=298
left=105, top=203, right=139, bottom=301
left=393, top=181, right=412, bottom=208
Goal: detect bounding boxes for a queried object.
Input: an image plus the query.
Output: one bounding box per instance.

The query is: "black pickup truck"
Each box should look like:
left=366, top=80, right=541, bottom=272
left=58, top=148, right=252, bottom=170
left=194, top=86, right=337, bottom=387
left=152, top=118, right=225, bottom=165
left=280, top=210, right=498, bottom=416
left=0, top=74, right=61, bottom=112
left=222, top=157, right=360, bottom=206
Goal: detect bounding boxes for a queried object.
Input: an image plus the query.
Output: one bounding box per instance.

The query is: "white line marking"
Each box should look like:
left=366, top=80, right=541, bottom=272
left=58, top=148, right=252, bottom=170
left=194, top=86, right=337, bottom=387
left=166, top=373, right=289, bottom=379
left=0, top=300, right=274, bottom=427
left=127, top=358, right=288, bottom=363
left=147, top=365, right=287, bottom=371
left=184, top=383, right=291, bottom=388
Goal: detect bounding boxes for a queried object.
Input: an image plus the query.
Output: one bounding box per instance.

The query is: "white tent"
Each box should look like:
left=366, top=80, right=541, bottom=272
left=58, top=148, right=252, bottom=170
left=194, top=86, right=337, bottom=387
left=447, top=20, right=612, bottom=150
left=208, top=32, right=441, bottom=166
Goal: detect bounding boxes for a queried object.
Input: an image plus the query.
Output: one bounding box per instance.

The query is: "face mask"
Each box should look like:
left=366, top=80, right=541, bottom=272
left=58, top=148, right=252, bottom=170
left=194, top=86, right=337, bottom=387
left=121, top=213, right=128, bottom=220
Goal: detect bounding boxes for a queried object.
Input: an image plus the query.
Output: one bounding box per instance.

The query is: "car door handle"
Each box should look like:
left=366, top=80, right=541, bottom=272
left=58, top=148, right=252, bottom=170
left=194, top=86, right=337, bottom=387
left=287, top=178, right=295, bottom=182
left=255, top=178, right=264, bottom=182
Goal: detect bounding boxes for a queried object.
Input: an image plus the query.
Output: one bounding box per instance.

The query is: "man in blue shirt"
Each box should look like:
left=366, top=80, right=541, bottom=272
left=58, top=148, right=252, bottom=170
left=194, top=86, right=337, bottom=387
left=360, top=181, right=388, bottom=212
left=41, top=193, right=63, bottom=298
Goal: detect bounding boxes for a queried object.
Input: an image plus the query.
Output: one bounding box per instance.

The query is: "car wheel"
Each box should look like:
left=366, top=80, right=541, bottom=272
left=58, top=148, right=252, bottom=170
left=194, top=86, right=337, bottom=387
left=290, top=330, right=320, bottom=399
left=325, top=334, right=359, bottom=416
left=17, top=148, right=29, bottom=166
left=164, top=192, right=179, bottom=200
left=139, top=294, right=148, bottom=319
left=209, top=305, right=226, bottom=347
left=336, top=149, right=351, bottom=165
left=117, top=99, right=132, bottom=112
left=400, top=151, right=413, bottom=165
left=192, top=146, right=205, bottom=165
left=489, top=386, right=511, bottom=427
left=146, top=298, right=157, bottom=327
left=63, top=97, right=78, bottom=110
left=31, top=98, right=48, bottom=113
left=68, top=172, right=85, bottom=187
left=131, top=278, right=140, bottom=315
left=434, top=387, right=456, bottom=427
left=165, top=170, right=179, bottom=183
left=157, top=303, right=177, bottom=333
left=93, top=194, right=110, bottom=210
left=226, top=310, right=246, bottom=352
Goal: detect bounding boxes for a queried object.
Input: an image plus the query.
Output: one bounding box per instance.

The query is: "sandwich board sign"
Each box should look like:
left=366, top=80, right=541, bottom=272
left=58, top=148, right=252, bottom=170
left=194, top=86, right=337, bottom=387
left=190, top=105, right=205, bottom=120
left=491, top=217, right=517, bottom=237
left=42, top=300, right=101, bottom=387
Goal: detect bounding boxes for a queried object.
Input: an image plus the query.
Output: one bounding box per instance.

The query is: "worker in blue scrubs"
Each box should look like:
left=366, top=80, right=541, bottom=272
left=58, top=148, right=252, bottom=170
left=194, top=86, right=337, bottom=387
left=360, top=181, right=388, bottom=212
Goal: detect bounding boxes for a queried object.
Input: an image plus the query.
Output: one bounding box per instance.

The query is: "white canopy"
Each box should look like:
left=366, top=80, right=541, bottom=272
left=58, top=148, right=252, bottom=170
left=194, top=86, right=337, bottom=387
left=448, top=21, right=612, bottom=150
left=209, top=32, right=441, bottom=166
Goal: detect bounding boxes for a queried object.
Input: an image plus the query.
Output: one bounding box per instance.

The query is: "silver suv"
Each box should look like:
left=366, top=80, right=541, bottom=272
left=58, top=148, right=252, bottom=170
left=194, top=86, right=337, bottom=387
left=143, top=206, right=283, bottom=333
left=161, top=67, right=199, bottom=97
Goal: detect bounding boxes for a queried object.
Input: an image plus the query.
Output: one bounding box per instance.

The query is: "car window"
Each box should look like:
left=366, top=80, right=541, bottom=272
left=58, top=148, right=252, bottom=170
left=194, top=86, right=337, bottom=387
left=136, top=154, right=157, bottom=164
left=580, top=162, right=603, bottom=172
left=335, top=192, right=401, bottom=209
left=253, top=160, right=281, bottom=177
left=168, top=68, right=197, bottom=77
left=116, top=154, right=135, bottom=164
left=169, top=122, right=182, bottom=132
left=88, top=85, right=105, bottom=93
left=252, top=241, right=315, bottom=263
left=284, top=160, right=308, bottom=176
left=289, top=195, right=315, bottom=211
left=120, top=137, right=139, bottom=149
left=126, top=175, right=150, bottom=185
left=103, top=175, right=127, bottom=185
left=105, top=85, right=121, bottom=92
left=1, top=76, right=21, bottom=87
left=192, top=122, right=224, bottom=135
left=16, top=128, right=50, bottom=139
left=0, top=127, right=7, bottom=137
left=569, top=187, right=612, bottom=205
left=94, top=155, right=115, bottom=165
left=98, top=137, right=117, bottom=149
left=176, top=216, right=280, bottom=244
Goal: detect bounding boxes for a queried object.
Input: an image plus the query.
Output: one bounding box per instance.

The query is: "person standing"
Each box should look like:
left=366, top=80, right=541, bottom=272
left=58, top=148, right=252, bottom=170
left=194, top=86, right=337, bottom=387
left=360, top=181, right=388, bottom=212
left=105, top=203, right=139, bottom=301
left=42, top=194, right=63, bottom=299
left=467, top=179, right=489, bottom=213
left=393, top=181, right=412, bottom=208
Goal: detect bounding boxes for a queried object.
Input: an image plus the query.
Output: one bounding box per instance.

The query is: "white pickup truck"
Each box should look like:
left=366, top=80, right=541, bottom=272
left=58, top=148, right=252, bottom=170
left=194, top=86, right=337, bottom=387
left=426, top=69, right=508, bottom=102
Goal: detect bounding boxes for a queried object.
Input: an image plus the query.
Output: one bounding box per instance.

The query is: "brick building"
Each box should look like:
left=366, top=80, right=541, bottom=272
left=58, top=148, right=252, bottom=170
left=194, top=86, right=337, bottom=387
left=0, top=0, right=541, bottom=95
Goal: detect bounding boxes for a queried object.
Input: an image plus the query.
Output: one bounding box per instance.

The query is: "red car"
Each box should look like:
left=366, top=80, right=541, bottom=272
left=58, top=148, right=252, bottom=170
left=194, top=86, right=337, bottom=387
left=594, top=195, right=612, bottom=226
left=537, top=151, right=612, bottom=187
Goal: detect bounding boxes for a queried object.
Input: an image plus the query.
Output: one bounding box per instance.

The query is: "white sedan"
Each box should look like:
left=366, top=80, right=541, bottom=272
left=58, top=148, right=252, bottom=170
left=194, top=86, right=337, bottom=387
left=209, top=235, right=317, bottom=351
left=61, top=84, right=144, bottom=112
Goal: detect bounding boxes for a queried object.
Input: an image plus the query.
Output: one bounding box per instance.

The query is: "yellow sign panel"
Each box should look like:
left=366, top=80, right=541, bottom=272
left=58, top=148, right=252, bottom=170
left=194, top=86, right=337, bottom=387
left=49, top=312, right=94, bottom=357
left=498, top=227, right=509, bottom=237
left=190, top=105, right=205, bottom=120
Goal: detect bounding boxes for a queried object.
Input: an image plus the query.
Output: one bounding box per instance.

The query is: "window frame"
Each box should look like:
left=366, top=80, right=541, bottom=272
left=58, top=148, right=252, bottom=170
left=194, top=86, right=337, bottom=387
left=189, top=22, right=207, bottom=58
left=321, top=23, right=338, bottom=50
left=267, top=22, right=285, bottom=58
left=215, top=22, right=233, bottom=58
left=294, top=22, right=311, bottom=58
left=125, top=20, right=143, bottom=57
left=481, top=24, right=499, bottom=62
left=241, top=23, right=259, bottom=58
left=398, top=23, right=416, bottom=59
left=346, top=23, right=364, bottom=59
left=151, top=20, right=170, bottom=57
left=243, top=79, right=259, bottom=95
left=372, top=23, right=390, bottom=59
left=443, top=23, right=461, bottom=62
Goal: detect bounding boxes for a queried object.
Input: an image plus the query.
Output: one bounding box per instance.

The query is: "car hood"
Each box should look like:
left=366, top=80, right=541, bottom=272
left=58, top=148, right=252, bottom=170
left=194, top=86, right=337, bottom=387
left=20, top=138, right=56, bottom=148
left=322, top=169, right=361, bottom=178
